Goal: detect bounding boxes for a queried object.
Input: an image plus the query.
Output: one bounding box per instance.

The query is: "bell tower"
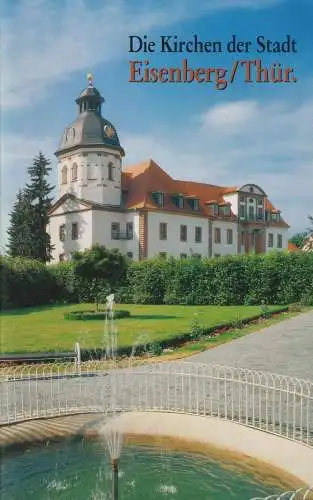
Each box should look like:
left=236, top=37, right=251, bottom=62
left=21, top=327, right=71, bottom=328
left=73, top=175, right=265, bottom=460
left=55, top=74, right=125, bottom=206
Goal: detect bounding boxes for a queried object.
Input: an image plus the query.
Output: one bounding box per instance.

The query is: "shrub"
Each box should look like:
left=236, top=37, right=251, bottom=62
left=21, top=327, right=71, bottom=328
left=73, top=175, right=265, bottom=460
left=64, top=310, right=131, bottom=320
left=0, top=256, right=55, bottom=309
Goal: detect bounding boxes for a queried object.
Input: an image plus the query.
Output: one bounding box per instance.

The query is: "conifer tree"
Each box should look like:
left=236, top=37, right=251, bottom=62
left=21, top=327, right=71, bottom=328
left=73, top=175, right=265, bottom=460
left=7, top=189, right=34, bottom=257
left=25, top=152, right=55, bottom=262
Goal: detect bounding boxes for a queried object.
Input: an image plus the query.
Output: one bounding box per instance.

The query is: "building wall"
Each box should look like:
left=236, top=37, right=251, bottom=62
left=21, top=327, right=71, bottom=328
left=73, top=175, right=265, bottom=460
left=146, top=212, right=209, bottom=259
left=58, top=147, right=122, bottom=206
left=48, top=201, right=140, bottom=262
left=48, top=209, right=93, bottom=262
left=211, top=220, right=238, bottom=257
left=92, top=210, right=139, bottom=259
left=265, top=227, right=288, bottom=252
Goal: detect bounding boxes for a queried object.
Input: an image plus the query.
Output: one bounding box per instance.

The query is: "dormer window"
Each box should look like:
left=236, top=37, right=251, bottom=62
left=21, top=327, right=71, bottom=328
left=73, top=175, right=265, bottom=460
left=272, top=211, right=281, bottom=222
left=249, top=187, right=254, bottom=193
left=206, top=201, right=219, bottom=216
left=219, top=204, right=231, bottom=216
left=152, top=191, right=164, bottom=207
left=188, top=198, right=200, bottom=211
left=172, top=194, right=184, bottom=209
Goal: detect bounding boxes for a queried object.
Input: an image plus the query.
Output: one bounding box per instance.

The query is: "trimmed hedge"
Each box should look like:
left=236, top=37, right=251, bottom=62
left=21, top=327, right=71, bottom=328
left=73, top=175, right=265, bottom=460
left=0, top=257, right=56, bottom=309
left=118, top=252, right=313, bottom=306
left=64, top=310, right=131, bottom=321
left=1, top=251, right=313, bottom=310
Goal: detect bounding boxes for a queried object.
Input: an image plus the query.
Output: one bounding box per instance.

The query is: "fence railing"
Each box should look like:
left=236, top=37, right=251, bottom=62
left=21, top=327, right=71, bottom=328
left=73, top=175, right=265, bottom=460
left=250, top=486, right=313, bottom=499
left=0, top=362, right=312, bottom=447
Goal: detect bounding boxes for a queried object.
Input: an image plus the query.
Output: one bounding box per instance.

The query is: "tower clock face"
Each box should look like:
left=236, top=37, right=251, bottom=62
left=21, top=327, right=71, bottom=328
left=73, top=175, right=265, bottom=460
left=103, top=125, right=115, bottom=138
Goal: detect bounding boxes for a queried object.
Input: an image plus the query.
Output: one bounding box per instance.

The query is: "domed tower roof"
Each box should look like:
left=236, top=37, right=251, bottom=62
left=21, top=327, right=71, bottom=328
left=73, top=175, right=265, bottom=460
left=55, top=73, right=125, bottom=157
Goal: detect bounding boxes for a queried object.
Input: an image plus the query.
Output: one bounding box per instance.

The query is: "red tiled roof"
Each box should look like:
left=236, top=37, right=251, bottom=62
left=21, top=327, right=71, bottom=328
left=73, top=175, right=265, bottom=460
left=288, top=242, right=299, bottom=252
left=122, top=159, right=288, bottom=226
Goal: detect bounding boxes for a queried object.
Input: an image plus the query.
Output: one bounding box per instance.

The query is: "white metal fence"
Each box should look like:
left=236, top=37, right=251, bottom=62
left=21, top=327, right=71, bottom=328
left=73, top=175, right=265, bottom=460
left=251, top=486, right=313, bottom=499
left=0, top=362, right=312, bottom=447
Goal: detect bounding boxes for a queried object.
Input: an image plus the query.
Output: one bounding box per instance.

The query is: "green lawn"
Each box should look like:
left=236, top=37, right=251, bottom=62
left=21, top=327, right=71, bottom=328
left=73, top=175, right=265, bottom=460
left=0, top=303, right=284, bottom=354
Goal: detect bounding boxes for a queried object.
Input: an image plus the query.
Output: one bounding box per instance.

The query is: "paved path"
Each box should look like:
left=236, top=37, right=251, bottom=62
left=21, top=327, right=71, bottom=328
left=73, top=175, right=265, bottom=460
left=190, top=310, right=313, bottom=380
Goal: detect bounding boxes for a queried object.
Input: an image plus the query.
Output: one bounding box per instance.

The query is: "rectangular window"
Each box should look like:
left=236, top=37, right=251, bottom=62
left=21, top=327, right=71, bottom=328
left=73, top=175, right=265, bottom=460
left=111, top=222, right=120, bottom=240
left=195, top=226, right=202, bottom=243
left=108, top=163, right=115, bottom=181
left=152, top=192, right=164, bottom=207
left=277, top=234, right=283, bottom=248
left=189, top=198, right=200, bottom=211
left=126, top=222, right=133, bottom=239
left=227, top=229, right=233, bottom=245
left=258, top=198, right=264, bottom=205
left=239, top=196, right=245, bottom=202
left=159, top=252, right=167, bottom=259
left=208, top=203, right=219, bottom=216
left=71, top=223, right=78, bottom=240
left=180, top=225, right=187, bottom=242
left=268, top=233, right=274, bottom=248
left=257, top=207, right=263, bottom=220
left=173, top=196, right=184, bottom=209
left=59, top=224, right=65, bottom=242
left=159, top=222, right=167, bottom=240
left=193, top=199, right=200, bottom=211
left=248, top=205, right=254, bottom=220
left=126, top=252, right=133, bottom=260
left=180, top=253, right=187, bottom=259
left=239, top=205, right=245, bottom=218
left=241, top=231, right=245, bottom=246
left=214, top=227, right=221, bottom=244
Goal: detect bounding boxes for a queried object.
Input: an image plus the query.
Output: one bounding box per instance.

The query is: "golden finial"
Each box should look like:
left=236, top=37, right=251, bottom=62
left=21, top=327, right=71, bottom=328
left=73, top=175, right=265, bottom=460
left=87, top=72, right=93, bottom=86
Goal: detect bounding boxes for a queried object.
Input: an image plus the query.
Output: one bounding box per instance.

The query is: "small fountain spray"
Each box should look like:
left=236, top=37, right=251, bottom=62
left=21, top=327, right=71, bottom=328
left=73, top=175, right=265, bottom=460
left=101, top=294, right=123, bottom=500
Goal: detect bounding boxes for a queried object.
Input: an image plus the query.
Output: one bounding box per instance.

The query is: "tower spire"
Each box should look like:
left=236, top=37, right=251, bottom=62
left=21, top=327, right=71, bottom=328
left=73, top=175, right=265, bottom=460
left=87, top=72, right=94, bottom=87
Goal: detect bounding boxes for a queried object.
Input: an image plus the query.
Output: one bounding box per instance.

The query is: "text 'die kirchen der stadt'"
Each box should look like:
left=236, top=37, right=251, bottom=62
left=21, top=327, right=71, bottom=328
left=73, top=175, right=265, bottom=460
left=128, top=34, right=298, bottom=90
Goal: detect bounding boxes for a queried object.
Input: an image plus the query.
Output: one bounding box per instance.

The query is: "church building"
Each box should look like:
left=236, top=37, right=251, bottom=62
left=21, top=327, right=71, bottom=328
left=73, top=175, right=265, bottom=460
left=48, top=75, right=289, bottom=262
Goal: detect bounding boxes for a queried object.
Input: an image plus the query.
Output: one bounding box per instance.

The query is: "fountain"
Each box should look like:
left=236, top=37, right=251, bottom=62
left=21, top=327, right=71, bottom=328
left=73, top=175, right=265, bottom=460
left=100, top=419, right=123, bottom=500
left=1, top=294, right=312, bottom=498
left=101, top=294, right=123, bottom=500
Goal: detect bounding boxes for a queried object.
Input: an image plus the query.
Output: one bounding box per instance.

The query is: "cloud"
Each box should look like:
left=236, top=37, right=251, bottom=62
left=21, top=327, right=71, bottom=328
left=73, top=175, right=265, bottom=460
left=123, top=96, right=313, bottom=232
left=2, top=0, right=283, bottom=109
left=201, top=101, right=258, bottom=128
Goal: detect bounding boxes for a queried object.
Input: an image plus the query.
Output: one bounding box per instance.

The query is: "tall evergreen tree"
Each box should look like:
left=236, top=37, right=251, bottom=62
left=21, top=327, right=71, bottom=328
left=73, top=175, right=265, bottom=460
left=308, top=215, right=313, bottom=235
left=7, top=189, right=34, bottom=258
left=25, top=152, right=55, bottom=262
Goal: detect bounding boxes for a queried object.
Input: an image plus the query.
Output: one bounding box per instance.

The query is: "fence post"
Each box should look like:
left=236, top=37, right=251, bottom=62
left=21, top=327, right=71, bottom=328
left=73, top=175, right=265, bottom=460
left=74, top=342, right=81, bottom=366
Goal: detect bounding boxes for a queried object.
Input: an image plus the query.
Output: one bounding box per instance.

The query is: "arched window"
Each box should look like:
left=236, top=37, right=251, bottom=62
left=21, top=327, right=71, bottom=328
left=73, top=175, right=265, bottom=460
left=71, top=163, right=78, bottom=181
left=61, top=166, right=68, bottom=184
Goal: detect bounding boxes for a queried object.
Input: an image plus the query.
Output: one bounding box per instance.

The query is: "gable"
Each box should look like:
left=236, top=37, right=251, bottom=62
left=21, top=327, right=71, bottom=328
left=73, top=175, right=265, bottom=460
left=49, top=196, right=91, bottom=216
left=239, top=184, right=266, bottom=196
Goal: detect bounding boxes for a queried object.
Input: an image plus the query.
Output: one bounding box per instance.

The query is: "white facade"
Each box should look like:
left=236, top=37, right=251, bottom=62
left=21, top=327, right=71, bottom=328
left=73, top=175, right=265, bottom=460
left=146, top=212, right=209, bottom=259
left=48, top=200, right=140, bottom=262
left=211, top=220, right=238, bottom=257
left=58, top=147, right=122, bottom=206
left=265, top=227, right=287, bottom=253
